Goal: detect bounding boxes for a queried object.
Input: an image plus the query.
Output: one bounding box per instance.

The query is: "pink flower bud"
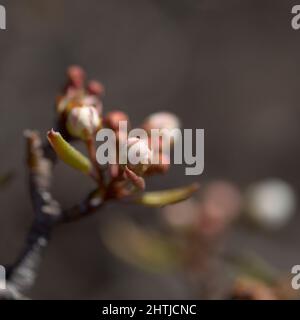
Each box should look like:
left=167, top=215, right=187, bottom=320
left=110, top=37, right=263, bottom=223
left=66, top=106, right=101, bottom=140
left=87, top=80, right=105, bottom=96
left=143, top=112, right=180, bottom=130
left=143, top=112, right=181, bottom=145
left=81, top=95, right=103, bottom=115
left=104, top=111, right=129, bottom=132
left=198, top=181, right=241, bottom=237
left=126, top=137, right=152, bottom=175
left=67, top=65, right=85, bottom=89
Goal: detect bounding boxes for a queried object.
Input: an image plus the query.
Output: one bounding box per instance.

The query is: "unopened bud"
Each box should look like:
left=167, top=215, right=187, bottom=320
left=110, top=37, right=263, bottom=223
left=143, top=111, right=181, bottom=145
left=143, top=112, right=180, bottom=131
left=87, top=80, right=105, bottom=96
left=66, top=106, right=101, bottom=140
left=199, top=181, right=241, bottom=237
left=104, top=111, right=129, bottom=132
left=81, top=95, right=103, bottom=115
left=126, top=137, right=152, bottom=175
left=67, top=65, right=85, bottom=89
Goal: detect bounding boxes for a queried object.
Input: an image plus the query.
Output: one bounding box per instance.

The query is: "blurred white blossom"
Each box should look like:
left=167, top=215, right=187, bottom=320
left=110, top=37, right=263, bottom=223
left=245, top=179, right=297, bottom=230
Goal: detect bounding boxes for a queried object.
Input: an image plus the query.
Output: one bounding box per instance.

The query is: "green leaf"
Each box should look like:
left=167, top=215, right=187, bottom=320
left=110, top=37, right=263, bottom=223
left=47, top=129, right=92, bottom=175
left=135, top=183, right=199, bottom=207
left=100, top=218, right=180, bottom=273
left=224, top=253, right=279, bottom=285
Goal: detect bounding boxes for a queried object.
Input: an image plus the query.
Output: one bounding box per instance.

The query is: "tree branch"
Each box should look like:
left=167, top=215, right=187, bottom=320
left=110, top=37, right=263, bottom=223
left=1, top=130, right=103, bottom=300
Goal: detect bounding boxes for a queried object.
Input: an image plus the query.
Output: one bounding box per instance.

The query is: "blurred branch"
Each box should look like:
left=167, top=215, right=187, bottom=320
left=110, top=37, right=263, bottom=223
left=62, top=189, right=103, bottom=223
left=0, top=131, right=103, bottom=300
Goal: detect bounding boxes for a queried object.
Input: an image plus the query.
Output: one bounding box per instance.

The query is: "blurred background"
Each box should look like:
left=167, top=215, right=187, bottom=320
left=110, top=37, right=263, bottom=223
left=0, top=0, right=299, bottom=299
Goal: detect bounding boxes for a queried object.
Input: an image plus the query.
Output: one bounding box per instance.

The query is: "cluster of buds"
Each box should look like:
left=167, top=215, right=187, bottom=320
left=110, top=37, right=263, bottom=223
left=48, top=66, right=198, bottom=205
left=56, top=66, right=104, bottom=140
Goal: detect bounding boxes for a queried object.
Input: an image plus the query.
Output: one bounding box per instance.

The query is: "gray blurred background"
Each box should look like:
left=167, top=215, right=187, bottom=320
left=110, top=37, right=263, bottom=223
left=0, top=0, right=299, bottom=299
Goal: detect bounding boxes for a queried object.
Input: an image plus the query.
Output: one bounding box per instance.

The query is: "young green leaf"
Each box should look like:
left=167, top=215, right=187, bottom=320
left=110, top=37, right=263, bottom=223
left=135, top=183, right=199, bottom=207
left=100, top=218, right=180, bottom=273
left=47, top=129, right=92, bottom=175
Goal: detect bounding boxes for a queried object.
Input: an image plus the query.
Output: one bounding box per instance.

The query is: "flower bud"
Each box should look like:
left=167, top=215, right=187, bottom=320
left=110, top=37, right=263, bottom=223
left=67, top=65, right=85, bottom=89
left=87, top=80, right=105, bottom=96
left=81, top=95, right=103, bottom=115
left=143, top=111, right=181, bottom=145
left=66, top=106, right=101, bottom=140
left=126, top=137, right=152, bottom=175
left=104, top=111, right=129, bottom=132
left=199, top=181, right=241, bottom=237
